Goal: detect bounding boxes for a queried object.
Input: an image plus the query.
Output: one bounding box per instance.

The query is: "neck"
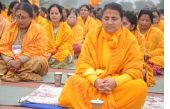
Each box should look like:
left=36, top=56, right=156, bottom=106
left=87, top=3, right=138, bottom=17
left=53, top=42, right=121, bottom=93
left=52, top=21, right=60, bottom=28
left=82, top=16, right=88, bottom=23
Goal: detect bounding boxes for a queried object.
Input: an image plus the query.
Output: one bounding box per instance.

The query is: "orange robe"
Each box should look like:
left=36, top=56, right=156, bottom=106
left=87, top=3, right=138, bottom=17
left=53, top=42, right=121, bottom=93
left=0, top=20, right=48, bottom=81
left=1, top=10, right=8, bottom=19
left=139, top=25, right=164, bottom=86
left=0, top=20, right=48, bottom=58
left=157, top=20, right=164, bottom=32
left=59, top=26, right=147, bottom=109
left=72, top=23, right=84, bottom=45
left=132, top=30, right=145, bottom=55
left=77, top=16, right=98, bottom=37
left=44, top=21, right=73, bottom=62
left=0, top=15, right=9, bottom=38
left=35, top=15, right=48, bottom=27
left=89, top=0, right=102, bottom=8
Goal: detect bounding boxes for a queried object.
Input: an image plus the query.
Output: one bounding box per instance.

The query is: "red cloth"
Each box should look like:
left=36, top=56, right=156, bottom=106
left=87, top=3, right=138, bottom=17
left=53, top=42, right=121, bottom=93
left=73, top=44, right=81, bottom=56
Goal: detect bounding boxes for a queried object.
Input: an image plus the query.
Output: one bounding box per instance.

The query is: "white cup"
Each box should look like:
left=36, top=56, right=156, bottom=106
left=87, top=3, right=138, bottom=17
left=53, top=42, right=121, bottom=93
left=90, top=99, right=103, bottom=109
left=54, top=72, right=62, bottom=87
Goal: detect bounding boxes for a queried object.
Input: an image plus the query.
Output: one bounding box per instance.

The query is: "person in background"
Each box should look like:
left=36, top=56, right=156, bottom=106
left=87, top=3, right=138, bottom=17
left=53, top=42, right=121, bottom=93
left=59, top=2, right=147, bottom=109
left=45, top=4, right=73, bottom=69
left=159, top=9, right=164, bottom=21
left=62, top=7, right=69, bottom=21
left=77, top=4, right=98, bottom=37
left=0, top=1, right=9, bottom=39
left=7, top=1, right=19, bottom=23
left=123, top=11, right=145, bottom=55
left=138, top=9, right=164, bottom=86
left=1, top=4, right=8, bottom=19
left=32, top=4, right=47, bottom=27
left=90, top=9, right=102, bottom=26
left=152, top=9, right=164, bottom=32
left=0, top=2, right=48, bottom=82
left=39, top=7, right=47, bottom=18
left=67, top=8, right=84, bottom=59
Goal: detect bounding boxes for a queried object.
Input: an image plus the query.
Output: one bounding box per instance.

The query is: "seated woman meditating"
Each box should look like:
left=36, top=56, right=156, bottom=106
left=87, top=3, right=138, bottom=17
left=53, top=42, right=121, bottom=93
left=45, top=4, right=73, bottom=69
left=58, top=2, right=147, bottom=109
left=0, top=2, right=48, bottom=82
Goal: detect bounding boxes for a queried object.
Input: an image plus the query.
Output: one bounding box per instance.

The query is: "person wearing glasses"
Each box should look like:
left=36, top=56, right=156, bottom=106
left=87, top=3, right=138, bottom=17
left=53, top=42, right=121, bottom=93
left=0, top=2, right=48, bottom=82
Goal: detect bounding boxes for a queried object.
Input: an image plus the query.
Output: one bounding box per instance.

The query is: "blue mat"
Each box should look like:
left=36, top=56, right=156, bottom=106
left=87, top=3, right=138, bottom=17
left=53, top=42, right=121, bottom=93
left=21, top=103, right=65, bottom=109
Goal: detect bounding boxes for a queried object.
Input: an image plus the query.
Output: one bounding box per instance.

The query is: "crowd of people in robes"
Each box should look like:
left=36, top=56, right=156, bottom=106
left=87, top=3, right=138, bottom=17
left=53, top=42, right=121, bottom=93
left=0, top=0, right=164, bottom=108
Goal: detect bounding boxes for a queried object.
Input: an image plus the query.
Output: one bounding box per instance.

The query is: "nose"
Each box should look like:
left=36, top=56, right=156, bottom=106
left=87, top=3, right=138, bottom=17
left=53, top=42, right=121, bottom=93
left=108, top=19, right=113, bottom=24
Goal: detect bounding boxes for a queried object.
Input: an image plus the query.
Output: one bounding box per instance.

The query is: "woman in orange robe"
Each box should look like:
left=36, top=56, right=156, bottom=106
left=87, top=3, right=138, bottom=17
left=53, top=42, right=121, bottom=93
left=44, top=4, right=73, bottom=69
left=7, top=1, right=19, bottom=23
left=58, top=3, right=147, bottom=109
left=0, top=3, right=48, bottom=82
left=138, top=9, right=164, bottom=86
left=67, top=8, right=84, bottom=58
left=0, top=2, right=9, bottom=38
left=152, top=9, right=164, bottom=32
left=77, top=4, right=98, bottom=37
left=123, top=11, right=145, bottom=55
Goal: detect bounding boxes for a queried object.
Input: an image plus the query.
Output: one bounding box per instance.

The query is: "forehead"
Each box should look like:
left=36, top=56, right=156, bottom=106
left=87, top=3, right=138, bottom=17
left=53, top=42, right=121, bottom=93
left=68, top=13, right=76, bottom=17
left=15, top=10, right=29, bottom=16
left=140, top=14, right=150, bottom=19
left=50, top=6, right=59, bottom=13
left=81, top=6, right=88, bottom=10
left=103, top=9, right=120, bottom=17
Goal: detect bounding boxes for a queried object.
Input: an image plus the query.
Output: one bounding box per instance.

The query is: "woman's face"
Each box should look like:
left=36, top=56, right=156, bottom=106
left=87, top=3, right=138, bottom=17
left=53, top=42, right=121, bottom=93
left=12, top=3, right=19, bottom=16
left=152, top=11, right=160, bottom=24
left=102, top=8, right=122, bottom=33
left=50, top=6, right=62, bottom=23
left=80, top=6, right=89, bottom=19
left=122, top=16, right=135, bottom=31
left=67, top=13, right=77, bottom=26
left=138, top=14, right=152, bottom=31
left=15, top=9, right=32, bottom=29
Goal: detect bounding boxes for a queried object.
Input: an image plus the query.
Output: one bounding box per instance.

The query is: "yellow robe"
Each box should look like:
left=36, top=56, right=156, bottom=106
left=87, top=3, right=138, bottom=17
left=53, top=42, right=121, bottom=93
left=0, top=15, right=9, bottom=39
left=35, top=15, right=48, bottom=27
left=138, top=25, right=164, bottom=86
left=45, top=21, right=73, bottom=62
left=89, top=0, right=102, bottom=8
left=72, top=23, right=84, bottom=45
left=0, top=20, right=48, bottom=58
left=1, top=10, right=8, bottom=19
left=59, top=26, right=147, bottom=109
left=132, top=30, right=145, bottom=55
left=157, top=20, right=164, bottom=32
left=77, top=16, right=98, bottom=37
left=144, top=26, right=164, bottom=67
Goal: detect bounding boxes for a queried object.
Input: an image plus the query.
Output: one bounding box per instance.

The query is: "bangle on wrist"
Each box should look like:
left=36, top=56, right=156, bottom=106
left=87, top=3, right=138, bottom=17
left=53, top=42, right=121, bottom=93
left=7, top=59, right=13, bottom=65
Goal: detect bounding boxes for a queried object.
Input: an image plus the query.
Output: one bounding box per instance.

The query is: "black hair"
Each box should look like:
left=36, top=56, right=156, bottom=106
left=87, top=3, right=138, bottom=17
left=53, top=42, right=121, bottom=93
left=7, top=1, right=19, bottom=16
left=15, top=2, right=33, bottom=18
left=0, top=2, right=2, bottom=13
left=47, top=4, right=63, bottom=21
left=152, top=9, right=160, bottom=17
left=90, top=9, right=98, bottom=18
left=102, top=2, right=123, bottom=18
left=68, top=8, right=78, bottom=17
left=40, top=7, right=47, bottom=13
left=138, top=9, right=153, bottom=23
left=79, top=4, right=90, bottom=11
left=32, top=4, right=39, bottom=16
left=123, top=11, right=137, bottom=31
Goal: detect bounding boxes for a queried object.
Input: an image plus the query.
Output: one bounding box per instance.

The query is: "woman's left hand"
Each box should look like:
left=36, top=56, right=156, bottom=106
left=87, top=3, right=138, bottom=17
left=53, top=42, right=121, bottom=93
left=8, top=59, right=22, bottom=72
left=102, top=78, right=117, bottom=93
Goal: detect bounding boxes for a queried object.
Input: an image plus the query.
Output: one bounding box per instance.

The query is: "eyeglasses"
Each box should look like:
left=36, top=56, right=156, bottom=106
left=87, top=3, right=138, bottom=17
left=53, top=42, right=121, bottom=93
left=80, top=9, right=88, bottom=12
left=15, top=15, right=29, bottom=20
